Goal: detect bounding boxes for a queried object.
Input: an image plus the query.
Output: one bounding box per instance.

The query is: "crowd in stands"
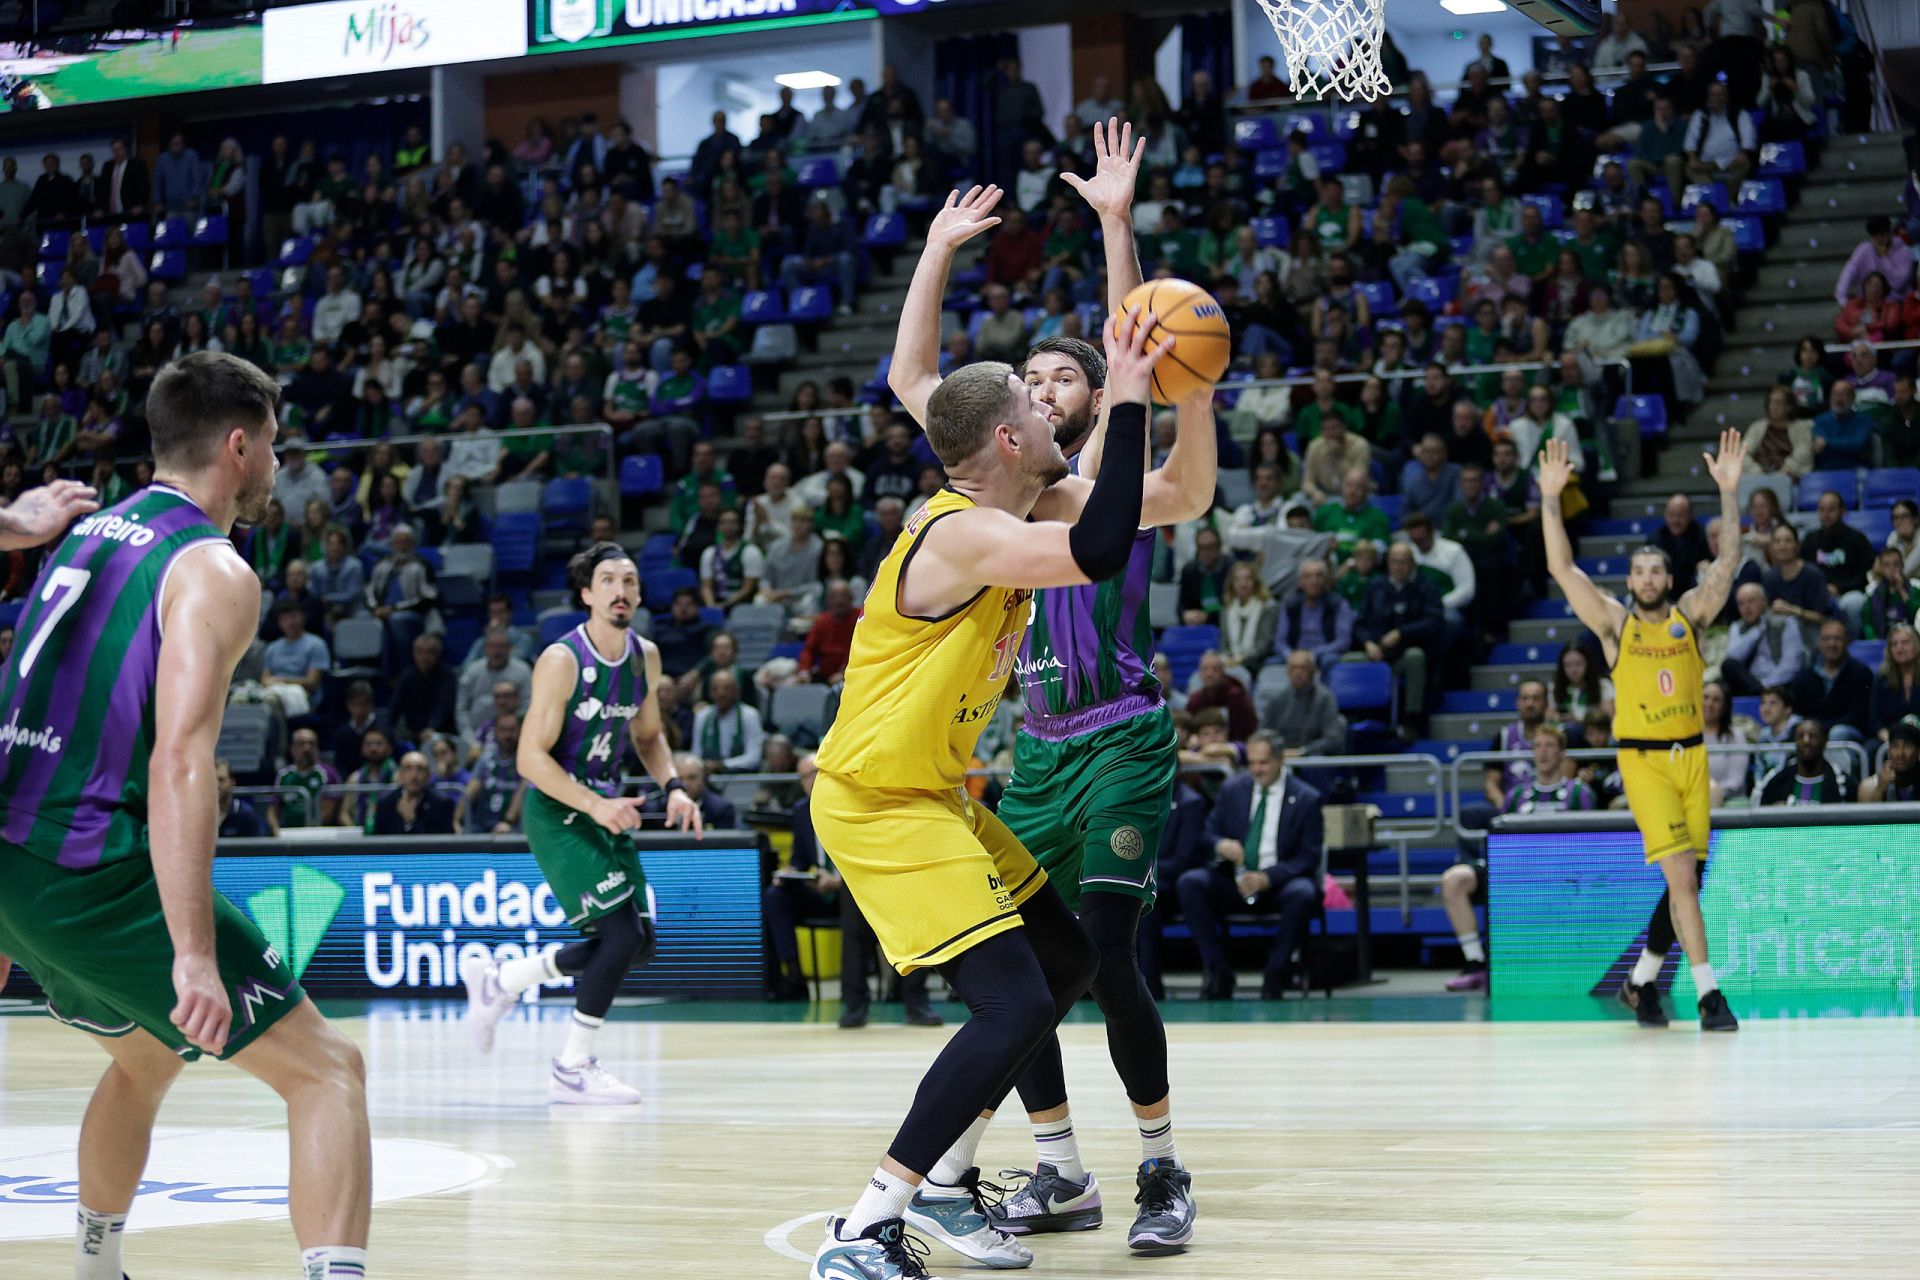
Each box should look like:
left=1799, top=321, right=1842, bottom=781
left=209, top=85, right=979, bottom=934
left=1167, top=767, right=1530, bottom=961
left=0, top=4, right=1913, bottom=993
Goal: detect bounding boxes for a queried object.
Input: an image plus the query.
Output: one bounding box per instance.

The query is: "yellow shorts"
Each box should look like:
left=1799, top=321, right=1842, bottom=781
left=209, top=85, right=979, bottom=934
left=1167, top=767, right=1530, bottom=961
left=811, top=769, right=1046, bottom=974
left=1616, top=742, right=1711, bottom=864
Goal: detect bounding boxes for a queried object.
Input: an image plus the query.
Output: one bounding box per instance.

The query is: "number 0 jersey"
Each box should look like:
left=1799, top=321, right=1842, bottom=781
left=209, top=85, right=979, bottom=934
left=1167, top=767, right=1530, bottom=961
left=817, top=487, right=1031, bottom=791
left=1610, top=605, right=1706, bottom=744
left=544, top=624, right=649, bottom=798
left=0, top=485, right=229, bottom=868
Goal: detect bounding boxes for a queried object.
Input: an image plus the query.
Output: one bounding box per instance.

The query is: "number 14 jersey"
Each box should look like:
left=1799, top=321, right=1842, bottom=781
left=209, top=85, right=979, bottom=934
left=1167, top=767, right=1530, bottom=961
left=547, top=624, right=649, bottom=798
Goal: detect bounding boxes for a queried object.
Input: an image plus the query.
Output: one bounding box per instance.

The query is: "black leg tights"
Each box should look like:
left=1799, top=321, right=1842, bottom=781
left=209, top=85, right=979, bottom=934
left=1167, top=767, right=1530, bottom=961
left=884, top=884, right=1097, bottom=1175
left=1014, top=891, right=1171, bottom=1115
left=551, top=903, right=655, bottom=1020
left=1643, top=859, right=1708, bottom=960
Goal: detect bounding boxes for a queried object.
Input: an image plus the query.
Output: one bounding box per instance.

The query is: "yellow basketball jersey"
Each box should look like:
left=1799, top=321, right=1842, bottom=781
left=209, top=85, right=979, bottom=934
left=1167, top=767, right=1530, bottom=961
left=816, top=487, right=1031, bottom=790
left=1610, top=606, right=1705, bottom=742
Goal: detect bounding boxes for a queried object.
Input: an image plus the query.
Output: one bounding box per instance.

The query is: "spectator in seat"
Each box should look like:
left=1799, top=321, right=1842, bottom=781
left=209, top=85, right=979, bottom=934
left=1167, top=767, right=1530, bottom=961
left=1751, top=683, right=1803, bottom=776
left=972, top=283, right=1029, bottom=363
left=680, top=630, right=753, bottom=708
left=371, top=751, right=456, bottom=835
left=275, top=727, right=340, bottom=830
left=1314, top=466, right=1395, bottom=568
left=1836, top=273, right=1902, bottom=346
left=1275, top=558, right=1354, bottom=670
left=216, top=759, right=269, bottom=839
left=457, top=625, right=533, bottom=744
left=340, top=725, right=399, bottom=831
left=1355, top=541, right=1441, bottom=737
left=310, top=526, right=366, bottom=623
left=1219, top=562, right=1280, bottom=671
left=1890, top=500, right=1920, bottom=579
left=654, top=587, right=713, bottom=680
left=1179, top=526, right=1231, bottom=625
left=1465, top=678, right=1552, bottom=832
left=1699, top=678, right=1756, bottom=804
left=676, top=480, right=727, bottom=571
left=1863, top=547, right=1920, bottom=640
left=1300, top=402, right=1374, bottom=507
left=1724, top=581, right=1809, bottom=694
left=1, top=290, right=51, bottom=409
left=1399, top=433, right=1463, bottom=526
left=1844, top=341, right=1898, bottom=408
left=463, top=596, right=537, bottom=668
left=390, top=633, right=458, bottom=744
left=854, top=498, right=906, bottom=582
left=1834, top=216, right=1914, bottom=307
left=699, top=508, right=765, bottom=611
left=1756, top=718, right=1856, bottom=806
left=460, top=712, right=526, bottom=834
left=793, top=440, right=864, bottom=510
left=1680, top=80, right=1756, bottom=189
left=778, top=200, right=858, bottom=316
left=367, top=524, right=438, bottom=654
left=1258, top=649, right=1348, bottom=760
left=762, top=752, right=841, bottom=1001
left=258, top=600, right=330, bottom=720
left=1180, top=732, right=1325, bottom=999
left=691, top=670, right=764, bottom=774
left=1232, top=460, right=1294, bottom=532
left=796, top=578, right=859, bottom=684
left=1812, top=379, right=1874, bottom=469
left=1743, top=385, right=1816, bottom=482
left=760, top=505, right=823, bottom=612
left=644, top=753, right=738, bottom=829
left=1654, top=494, right=1712, bottom=596
left=1871, top=625, right=1920, bottom=740
left=1402, top=511, right=1476, bottom=644
left=1187, top=650, right=1259, bottom=743
left=1790, top=617, right=1875, bottom=744
left=1803, top=489, right=1877, bottom=630
left=1859, top=719, right=1920, bottom=803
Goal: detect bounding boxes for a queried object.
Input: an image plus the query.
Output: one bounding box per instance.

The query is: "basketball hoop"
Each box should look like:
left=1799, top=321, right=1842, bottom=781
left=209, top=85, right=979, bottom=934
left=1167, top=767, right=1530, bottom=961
left=1254, top=0, right=1392, bottom=103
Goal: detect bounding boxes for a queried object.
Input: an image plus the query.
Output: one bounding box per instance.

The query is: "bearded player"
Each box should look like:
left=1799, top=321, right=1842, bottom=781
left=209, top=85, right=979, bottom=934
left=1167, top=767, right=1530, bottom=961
left=463, top=542, right=702, bottom=1103
left=1538, top=431, right=1744, bottom=1032
left=0, top=352, right=373, bottom=1280
left=890, top=121, right=1215, bottom=1258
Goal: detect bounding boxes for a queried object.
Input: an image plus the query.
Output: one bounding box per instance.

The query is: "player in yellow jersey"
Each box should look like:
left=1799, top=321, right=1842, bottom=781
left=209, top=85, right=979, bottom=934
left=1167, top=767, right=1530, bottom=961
left=1539, top=430, right=1745, bottom=1033
left=807, top=308, right=1185, bottom=1280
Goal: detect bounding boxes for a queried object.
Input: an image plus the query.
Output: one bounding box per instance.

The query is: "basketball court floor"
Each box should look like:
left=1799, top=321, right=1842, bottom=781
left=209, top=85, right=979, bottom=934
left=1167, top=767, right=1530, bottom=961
left=2, top=993, right=1917, bottom=1277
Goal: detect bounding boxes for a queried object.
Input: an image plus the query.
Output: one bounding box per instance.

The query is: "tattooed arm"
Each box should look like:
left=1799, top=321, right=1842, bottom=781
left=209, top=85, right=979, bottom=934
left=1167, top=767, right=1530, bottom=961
left=1679, top=428, right=1748, bottom=631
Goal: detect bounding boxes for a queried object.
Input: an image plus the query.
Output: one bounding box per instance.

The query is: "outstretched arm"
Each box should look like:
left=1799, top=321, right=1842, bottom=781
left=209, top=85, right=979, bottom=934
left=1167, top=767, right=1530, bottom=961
left=1061, top=118, right=1146, bottom=314
left=0, top=479, right=97, bottom=550
left=887, top=185, right=1004, bottom=426
left=1063, top=390, right=1217, bottom=528
left=1680, top=428, right=1747, bottom=630
left=1538, top=437, right=1627, bottom=640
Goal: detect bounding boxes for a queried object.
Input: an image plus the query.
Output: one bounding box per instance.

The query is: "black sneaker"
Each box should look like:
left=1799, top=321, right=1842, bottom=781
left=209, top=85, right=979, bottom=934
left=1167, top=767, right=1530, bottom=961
left=838, top=1005, right=869, bottom=1029
left=1128, top=1160, right=1195, bottom=1254
left=1617, top=978, right=1669, bottom=1028
left=1698, top=989, right=1740, bottom=1032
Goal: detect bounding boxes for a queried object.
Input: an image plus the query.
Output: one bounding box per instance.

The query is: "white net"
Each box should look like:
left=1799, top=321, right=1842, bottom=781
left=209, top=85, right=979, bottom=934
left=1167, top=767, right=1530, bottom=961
left=1254, top=0, right=1392, bottom=103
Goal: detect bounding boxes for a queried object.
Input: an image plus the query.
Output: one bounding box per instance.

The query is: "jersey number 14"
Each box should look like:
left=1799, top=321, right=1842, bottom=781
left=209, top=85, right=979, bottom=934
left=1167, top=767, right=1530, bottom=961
left=587, top=731, right=615, bottom=764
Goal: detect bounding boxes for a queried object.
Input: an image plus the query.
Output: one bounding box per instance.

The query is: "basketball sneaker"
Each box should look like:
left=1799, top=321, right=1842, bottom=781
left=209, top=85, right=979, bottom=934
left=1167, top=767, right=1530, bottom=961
left=904, top=1168, right=1032, bottom=1268
left=461, top=955, right=518, bottom=1054
left=1698, top=989, right=1740, bottom=1032
left=812, top=1216, right=948, bottom=1280
left=1444, top=963, right=1489, bottom=992
left=983, top=1163, right=1102, bottom=1235
left=548, top=1057, right=641, bottom=1106
left=1616, top=978, right=1669, bottom=1028
left=1127, top=1160, right=1196, bottom=1254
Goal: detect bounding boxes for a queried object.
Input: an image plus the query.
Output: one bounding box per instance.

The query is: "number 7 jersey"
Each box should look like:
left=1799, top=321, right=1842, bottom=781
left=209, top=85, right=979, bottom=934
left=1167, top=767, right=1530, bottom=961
left=545, top=624, right=650, bottom=799
left=0, top=485, right=230, bottom=868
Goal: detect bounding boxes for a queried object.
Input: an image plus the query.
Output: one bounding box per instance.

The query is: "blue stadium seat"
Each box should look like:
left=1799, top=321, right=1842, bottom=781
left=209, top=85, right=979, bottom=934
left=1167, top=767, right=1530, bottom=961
left=1587, top=517, right=1657, bottom=537
left=640, top=532, right=678, bottom=570
left=1679, top=182, right=1729, bottom=216
left=1728, top=216, right=1766, bottom=253
left=1489, top=642, right=1557, bottom=666
left=245, top=266, right=277, bottom=300
left=491, top=512, right=542, bottom=580
left=119, top=222, right=152, bottom=253
left=1796, top=470, right=1859, bottom=509
left=1362, top=791, right=1441, bottom=819
left=1327, top=661, right=1393, bottom=713
left=1332, top=108, right=1366, bottom=139
left=539, top=610, right=589, bottom=647
left=1404, top=275, right=1457, bottom=309
left=1253, top=150, right=1289, bottom=181
left=1283, top=112, right=1328, bottom=141
left=1355, top=280, right=1397, bottom=316
left=862, top=212, right=906, bottom=248
left=1615, top=394, right=1668, bottom=437
left=191, top=215, right=228, bottom=247
left=786, top=286, right=833, bottom=321
left=707, top=365, right=753, bottom=403
left=274, top=235, right=315, bottom=266
left=36, top=230, right=69, bottom=261
left=1849, top=640, right=1886, bottom=669
left=148, top=249, right=187, bottom=282
left=1232, top=116, right=1283, bottom=151
left=1865, top=469, right=1920, bottom=508
left=1159, top=624, right=1220, bottom=686
left=543, top=477, right=593, bottom=537
left=643, top=566, right=696, bottom=611
left=153, top=217, right=191, bottom=249
left=1758, top=141, right=1806, bottom=178
left=1408, top=739, right=1474, bottom=764
left=1308, top=141, right=1346, bottom=174
left=698, top=606, right=726, bottom=627
left=33, top=262, right=59, bottom=290
left=862, top=353, right=893, bottom=402
left=740, top=289, right=785, bottom=324
left=1519, top=193, right=1564, bottom=229
left=1250, top=216, right=1290, bottom=249
left=619, top=454, right=663, bottom=496
left=796, top=155, right=840, bottom=187
left=1736, top=179, right=1787, bottom=218
left=1439, top=688, right=1519, bottom=714
left=1374, top=493, right=1403, bottom=526
left=1524, top=599, right=1577, bottom=619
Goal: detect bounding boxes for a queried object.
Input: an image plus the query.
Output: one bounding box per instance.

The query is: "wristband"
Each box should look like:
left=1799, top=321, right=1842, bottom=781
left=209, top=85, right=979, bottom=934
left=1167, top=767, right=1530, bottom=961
left=663, top=777, right=686, bottom=795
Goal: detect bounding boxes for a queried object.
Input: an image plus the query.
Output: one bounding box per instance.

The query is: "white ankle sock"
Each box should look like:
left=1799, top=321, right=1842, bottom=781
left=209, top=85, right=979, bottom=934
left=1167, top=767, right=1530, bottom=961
left=1630, top=948, right=1665, bottom=987
left=1691, top=963, right=1718, bottom=997
left=1138, top=1111, right=1178, bottom=1166
left=844, top=1167, right=916, bottom=1236
left=927, top=1114, right=991, bottom=1189
left=558, top=1010, right=601, bottom=1066
left=1032, top=1114, right=1086, bottom=1181
left=75, top=1204, right=125, bottom=1280
left=497, top=949, right=560, bottom=995
left=300, top=1244, right=368, bottom=1278
left=1459, top=933, right=1486, bottom=963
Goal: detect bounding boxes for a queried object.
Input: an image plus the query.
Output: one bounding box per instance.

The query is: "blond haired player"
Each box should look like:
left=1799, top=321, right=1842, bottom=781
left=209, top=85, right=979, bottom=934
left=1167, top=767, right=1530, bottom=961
left=1538, top=430, right=1745, bottom=1031
left=806, top=305, right=1196, bottom=1280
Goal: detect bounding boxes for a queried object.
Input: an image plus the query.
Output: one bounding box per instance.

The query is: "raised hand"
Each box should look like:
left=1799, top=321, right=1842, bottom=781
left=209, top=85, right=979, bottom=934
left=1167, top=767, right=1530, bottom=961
left=1704, top=426, right=1745, bottom=493
left=926, top=185, right=1003, bottom=253
left=1061, top=118, right=1146, bottom=223
left=1537, top=436, right=1575, bottom=500
left=1102, top=306, right=1175, bottom=406
left=0, top=479, right=98, bottom=551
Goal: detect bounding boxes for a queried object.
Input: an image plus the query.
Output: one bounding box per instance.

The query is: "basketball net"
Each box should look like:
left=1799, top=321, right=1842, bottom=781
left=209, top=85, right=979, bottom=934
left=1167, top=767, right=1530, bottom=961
left=1255, top=0, right=1392, bottom=102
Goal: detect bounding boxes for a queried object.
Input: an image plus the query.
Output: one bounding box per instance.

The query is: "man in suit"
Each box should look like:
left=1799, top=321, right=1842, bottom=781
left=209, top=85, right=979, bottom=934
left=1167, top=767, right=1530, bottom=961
left=100, top=137, right=149, bottom=221
left=643, top=753, right=738, bottom=830
left=1177, top=732, right=1325, bottom=999
left=1135, top=781, right=1211, bottom=1000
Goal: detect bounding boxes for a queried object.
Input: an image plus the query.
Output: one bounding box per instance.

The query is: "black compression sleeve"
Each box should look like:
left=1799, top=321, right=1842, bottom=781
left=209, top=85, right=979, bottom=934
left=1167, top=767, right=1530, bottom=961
left=1068, top=402, right=1149, bottom=581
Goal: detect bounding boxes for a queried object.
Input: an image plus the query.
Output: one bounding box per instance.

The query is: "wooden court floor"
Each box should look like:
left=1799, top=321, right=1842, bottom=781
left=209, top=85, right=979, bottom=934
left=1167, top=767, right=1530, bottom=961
left=2, top=1001, right=1918, bottom=1278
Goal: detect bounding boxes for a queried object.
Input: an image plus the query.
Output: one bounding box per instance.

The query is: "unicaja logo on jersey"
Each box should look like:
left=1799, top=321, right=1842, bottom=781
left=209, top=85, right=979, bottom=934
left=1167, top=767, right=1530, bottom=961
left=574, top=696, right=604, bottom=722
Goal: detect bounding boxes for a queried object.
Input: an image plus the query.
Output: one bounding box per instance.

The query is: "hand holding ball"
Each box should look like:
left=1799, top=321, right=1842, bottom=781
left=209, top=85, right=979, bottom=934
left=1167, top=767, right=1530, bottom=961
left=1118, top=279, right=1232, bottom=404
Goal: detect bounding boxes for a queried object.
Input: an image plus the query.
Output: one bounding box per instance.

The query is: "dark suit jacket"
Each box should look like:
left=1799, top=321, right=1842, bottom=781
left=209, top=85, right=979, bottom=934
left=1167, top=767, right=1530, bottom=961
left=787, top=796, right=822, bottom=871
left=1155, top=783, right=1211, bottom=887
left=103, top=156, right=150, bottom=215
left=1201, top=772, right=1324, bottom=886
left=1788, top=658, right=1874, bottom=736
left=372, top=789, right=456, bottom=835
left=1356, top=573, right=1444, bottom=655
left=643, top=787, right=738, bottom=829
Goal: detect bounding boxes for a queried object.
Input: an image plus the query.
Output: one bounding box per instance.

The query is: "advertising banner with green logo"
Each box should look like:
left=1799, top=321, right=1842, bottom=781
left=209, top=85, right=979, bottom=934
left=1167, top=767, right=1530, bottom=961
left=528, top=0, right=875, bottom=53
left=1489, top=818, right=1920, bottom=1020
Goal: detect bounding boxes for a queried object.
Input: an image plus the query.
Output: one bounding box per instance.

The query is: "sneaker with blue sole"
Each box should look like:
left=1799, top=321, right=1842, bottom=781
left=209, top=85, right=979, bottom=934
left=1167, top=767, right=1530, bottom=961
left=812, top=1216, right=949, bottom=1280
left=903, top=1167, right=1032, bottom=1268
left=982, top=1162, right=1103, bottom=1235
left=1127, top=1160, right=1195, bottom=1255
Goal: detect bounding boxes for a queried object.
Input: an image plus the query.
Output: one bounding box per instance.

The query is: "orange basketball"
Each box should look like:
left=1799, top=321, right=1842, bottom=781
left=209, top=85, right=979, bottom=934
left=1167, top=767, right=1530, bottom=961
left=1119, top=279, right=1232, bottom=405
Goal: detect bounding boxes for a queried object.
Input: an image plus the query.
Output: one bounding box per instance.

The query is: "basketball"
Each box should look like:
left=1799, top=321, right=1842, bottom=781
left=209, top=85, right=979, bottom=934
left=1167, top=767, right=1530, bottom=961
left=1120, top=279, right=1232, bottom=405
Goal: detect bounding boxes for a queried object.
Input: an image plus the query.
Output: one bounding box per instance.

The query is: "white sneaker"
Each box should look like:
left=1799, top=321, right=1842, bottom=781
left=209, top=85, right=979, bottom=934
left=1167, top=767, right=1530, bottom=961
left=905, top=1172, right=1032, bottom=1269
left=548, top=1056, right=642, bottom=1106
left=813, top=1216, right=949, bottom=1279
left=461, top=955, right=518, bottom=1054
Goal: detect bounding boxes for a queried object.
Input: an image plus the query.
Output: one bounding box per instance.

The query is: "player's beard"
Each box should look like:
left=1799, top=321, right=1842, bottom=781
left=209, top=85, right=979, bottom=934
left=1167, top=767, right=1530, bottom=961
left=234, top=464, right=274, bottom=526
left=1052, top=401, right=1093, bottom=451
left=1631, top=585, right=1671, bottom=612
left=603, top=604, right=635, bottom=630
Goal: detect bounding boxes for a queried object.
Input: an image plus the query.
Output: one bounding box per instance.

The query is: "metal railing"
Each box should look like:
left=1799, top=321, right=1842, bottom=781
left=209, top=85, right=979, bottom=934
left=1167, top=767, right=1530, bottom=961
left=1447, top=741, right=1875, bottom=839
left=1825, top=339, right=1920, bottom=355
left=1223, top=357, right=1631, bottom=393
